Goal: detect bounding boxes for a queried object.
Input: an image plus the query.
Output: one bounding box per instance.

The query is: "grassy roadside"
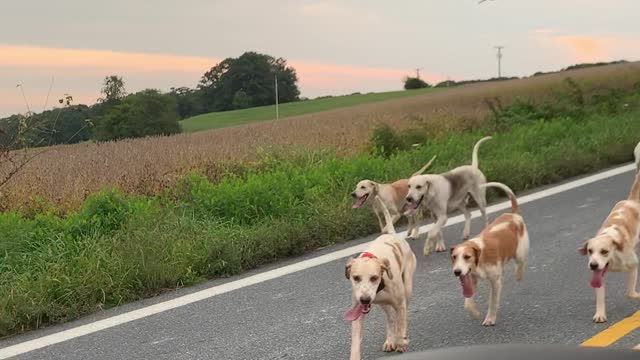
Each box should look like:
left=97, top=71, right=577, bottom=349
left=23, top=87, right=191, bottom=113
left=180, top=88, right=436, bottom=132
left=1, top=84, right=640, bottom=337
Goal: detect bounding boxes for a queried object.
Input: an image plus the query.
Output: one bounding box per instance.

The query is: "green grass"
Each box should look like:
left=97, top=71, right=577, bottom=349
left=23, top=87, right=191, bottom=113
left=2, top=84, right=640, bottom=337
left=180, top=88, right=437, bottom=132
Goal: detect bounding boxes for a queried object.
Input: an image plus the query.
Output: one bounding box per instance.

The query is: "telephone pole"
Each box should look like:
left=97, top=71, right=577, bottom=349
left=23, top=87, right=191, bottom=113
left=274, top=74, right=279, bottom=120
left=494, top=46, right=504, bottom=78
left=415, top=68, right=422, bottom=80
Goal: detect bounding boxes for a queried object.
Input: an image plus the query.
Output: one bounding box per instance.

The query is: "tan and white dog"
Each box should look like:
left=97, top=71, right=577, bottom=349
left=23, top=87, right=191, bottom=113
left=579, top=172, right=640, bottom=323
left=405, top=136, right=492, bottom=255
left=343, top=196, right=417, bottom=359
left=450, top=182, right=529, bottom=326
left=634, top=140, right=640, bottom=173
left=351, top=155, right=436, bottom=239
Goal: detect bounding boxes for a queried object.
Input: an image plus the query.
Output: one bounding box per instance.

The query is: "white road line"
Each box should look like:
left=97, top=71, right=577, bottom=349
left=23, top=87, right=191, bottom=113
left=0, top=163, right=635, bottom=359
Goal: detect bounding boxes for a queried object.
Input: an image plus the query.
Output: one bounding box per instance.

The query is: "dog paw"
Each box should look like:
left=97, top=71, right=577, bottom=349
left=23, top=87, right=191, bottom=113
left=423, top=247, right=432, bottom=256
left=435, top=244, right=447, bottom=252
left=395, top=338, right=408, bottom=353
left=593, top=313, right=608, bottom=323
left=382, top=340, right=396, bottom=352
left=405, top=235, right=417, bottom=241
left=626, top=292, right=640, bottom=299
left=465, top=305, right=481, bottom=319
left=482, top=315, right=496, bottom=326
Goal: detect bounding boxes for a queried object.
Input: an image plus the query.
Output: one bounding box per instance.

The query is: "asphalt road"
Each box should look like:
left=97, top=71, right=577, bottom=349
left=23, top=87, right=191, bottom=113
left=2, top=165, right=640, bottom=359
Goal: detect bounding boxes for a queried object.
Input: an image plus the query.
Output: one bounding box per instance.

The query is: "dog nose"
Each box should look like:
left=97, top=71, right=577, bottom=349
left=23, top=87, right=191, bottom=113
left=590, top=262, right=599, bottom=270
left=453, top=269, right=462, bottom=277
left=360, top=296, right=371, bottom=305
left=405, top=197, right=412, bottom=202
left=350, top=192, right=357, bottom=198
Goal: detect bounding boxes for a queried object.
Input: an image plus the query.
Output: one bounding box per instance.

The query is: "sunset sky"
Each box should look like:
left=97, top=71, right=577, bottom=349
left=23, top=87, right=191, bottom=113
left=1, top=0, right=639, bottom=117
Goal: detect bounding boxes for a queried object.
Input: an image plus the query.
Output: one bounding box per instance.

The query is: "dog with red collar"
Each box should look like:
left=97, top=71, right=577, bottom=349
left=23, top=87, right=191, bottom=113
left=343, top=195, right=417, bottom=360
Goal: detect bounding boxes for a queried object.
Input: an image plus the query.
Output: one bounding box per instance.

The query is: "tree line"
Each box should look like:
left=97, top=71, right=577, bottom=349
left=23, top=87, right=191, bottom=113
left=0, top=51, right=301, bottom=148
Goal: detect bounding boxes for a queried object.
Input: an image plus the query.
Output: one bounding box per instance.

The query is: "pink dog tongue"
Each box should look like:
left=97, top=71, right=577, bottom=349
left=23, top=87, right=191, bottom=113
left=590, top=269, right=605, bottom=288
left=343, top=304, right=366, bottom=321
left=352, top=197, right=366, bottom=209
left=460, top=274, right=474, bottom=298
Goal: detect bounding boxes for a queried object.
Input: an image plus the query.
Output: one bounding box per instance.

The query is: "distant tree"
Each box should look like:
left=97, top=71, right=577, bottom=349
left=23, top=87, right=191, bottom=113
left=198, top=52, right=300, bottom=111
left=404, top=77, right=431, bottom=90
left=435, top=80, right=457, bottom=88
left=169, top=86, right=205, bottom=119
left=98, top=75, right=127, bottom=105
left=93, top=89, right=181, bottom=141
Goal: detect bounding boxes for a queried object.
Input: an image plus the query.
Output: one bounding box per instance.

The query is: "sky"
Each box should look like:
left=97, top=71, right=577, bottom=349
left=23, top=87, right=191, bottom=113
left=1, top=0, right=639, bottom=117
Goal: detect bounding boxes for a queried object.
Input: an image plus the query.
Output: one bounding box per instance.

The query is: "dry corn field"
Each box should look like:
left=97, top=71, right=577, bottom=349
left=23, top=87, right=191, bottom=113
left=2, top=61, right=640, bottom=212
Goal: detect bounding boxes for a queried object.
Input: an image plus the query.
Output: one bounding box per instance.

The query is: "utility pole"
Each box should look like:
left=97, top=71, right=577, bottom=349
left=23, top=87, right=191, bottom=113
left=415, top=68, right=422, bottom=80
left=494, top=46, right=504, bottom=78
left=274, top=74, right=279, bottom=120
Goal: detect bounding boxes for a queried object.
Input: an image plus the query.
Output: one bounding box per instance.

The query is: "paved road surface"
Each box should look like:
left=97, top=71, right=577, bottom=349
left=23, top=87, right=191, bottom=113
left=1, top=164, right=640, bottom=359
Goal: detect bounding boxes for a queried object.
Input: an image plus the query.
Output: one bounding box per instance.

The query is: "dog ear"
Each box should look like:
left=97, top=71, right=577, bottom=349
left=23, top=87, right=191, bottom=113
left=370, top=181, right=379, bottom=194
left=345, top=258, right=354, bottom=279
left=578, top=242, right=588, bottom=256
left=612, top=239, right=624, bottom=252
left=470, top=243, right=481, bottom=267
left=380, top=258, right=393, bottom=280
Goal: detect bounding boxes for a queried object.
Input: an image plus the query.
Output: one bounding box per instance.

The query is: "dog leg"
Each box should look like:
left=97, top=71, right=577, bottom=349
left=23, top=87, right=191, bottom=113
left=460, top=205, right=472, bottom=240
left=515, top=259, right=526, bottom=281
left=406, top=214, right=418, bottom=240
left=625, top=263, right=640, bottom=299
left=593, top=285, right=607, bottom=323
left=395, top=300, right=409, bottom=353
left=424, top=215, right=447, bottom=256
left=483, top=276, right=502, bottom=326
left=381, top=305, right=397, bottom=352
left=350, top=310, right=364, bottom=360
left=469, top=187, right=489, bottom=227
left=374, top=208, right=386, bottom=234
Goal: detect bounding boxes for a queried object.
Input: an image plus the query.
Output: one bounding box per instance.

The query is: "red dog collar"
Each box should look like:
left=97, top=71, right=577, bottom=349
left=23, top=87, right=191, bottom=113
left=359, top=252, right=377, bottom=259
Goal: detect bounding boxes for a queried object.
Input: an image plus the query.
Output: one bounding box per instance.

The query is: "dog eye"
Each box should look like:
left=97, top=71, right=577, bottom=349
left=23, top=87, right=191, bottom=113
left=360, top=186, right=366, bottom=190
left=353, top=276, right=361, bottom=282
left=601, top=250, right=609, bottom=256
left=463, top=255, right=471, bottom=260
left=452, top=255, right=457, bottom=260
left=370, top=275, right=379, bottom=282
left=416, top=185, right=422, bottom=190
left=587, top=249, right=593, bottom=255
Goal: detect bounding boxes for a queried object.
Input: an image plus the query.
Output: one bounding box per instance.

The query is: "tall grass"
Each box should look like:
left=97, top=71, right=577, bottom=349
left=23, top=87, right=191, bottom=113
left=1, top=82, right=640, bottom=336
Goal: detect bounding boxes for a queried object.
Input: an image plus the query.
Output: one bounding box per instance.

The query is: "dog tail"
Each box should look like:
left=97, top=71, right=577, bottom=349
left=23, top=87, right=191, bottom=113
left=411, top=155, right=437, bottom=177
left=374, top=195, right=396, bottom=234
left=628, top=171, right=640, bottom=201
left=471, top=136, right=492, bottom=169
left=482, top=182, right=519, bottom=214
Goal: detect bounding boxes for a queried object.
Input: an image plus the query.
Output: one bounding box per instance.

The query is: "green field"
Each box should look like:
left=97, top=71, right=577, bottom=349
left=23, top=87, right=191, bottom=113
left=179, top=88, right=437, bottom=132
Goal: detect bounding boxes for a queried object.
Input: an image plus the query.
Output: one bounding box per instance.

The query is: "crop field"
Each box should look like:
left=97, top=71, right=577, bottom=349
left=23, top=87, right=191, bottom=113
left=179, top=87, right=437, bottom=132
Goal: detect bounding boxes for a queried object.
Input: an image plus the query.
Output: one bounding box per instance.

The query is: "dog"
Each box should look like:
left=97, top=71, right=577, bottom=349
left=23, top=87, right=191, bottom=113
left=634, top=140, right=640, bottom=173
left=405, top=136, right=492, bottom=255
left=351, top=155, right=436, bottom=239
left=343, top=196, right=417, bottom=359
left=450, top=182, right=529, bottom=326
left=579, top=171, right=640, bottom=323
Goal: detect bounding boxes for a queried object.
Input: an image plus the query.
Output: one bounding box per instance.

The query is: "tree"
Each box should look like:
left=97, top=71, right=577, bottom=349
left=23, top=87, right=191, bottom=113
left=98, top=75, right=127, bottom=105
left=404, top=77, right=431, bottom=90
left=169, top=87, right=205, bottom=119
left=93, top=89, right=181, bottom=141
left=198, top=52, right=300, bottom=111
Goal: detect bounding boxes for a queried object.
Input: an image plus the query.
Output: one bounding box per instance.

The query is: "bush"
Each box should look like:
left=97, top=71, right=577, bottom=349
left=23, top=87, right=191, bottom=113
left=404, top=77, right=431, bottom=90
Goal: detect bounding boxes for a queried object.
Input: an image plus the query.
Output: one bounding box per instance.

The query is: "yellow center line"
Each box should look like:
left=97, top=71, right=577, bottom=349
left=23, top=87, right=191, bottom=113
left=581, top=310, right=640, bottom=347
